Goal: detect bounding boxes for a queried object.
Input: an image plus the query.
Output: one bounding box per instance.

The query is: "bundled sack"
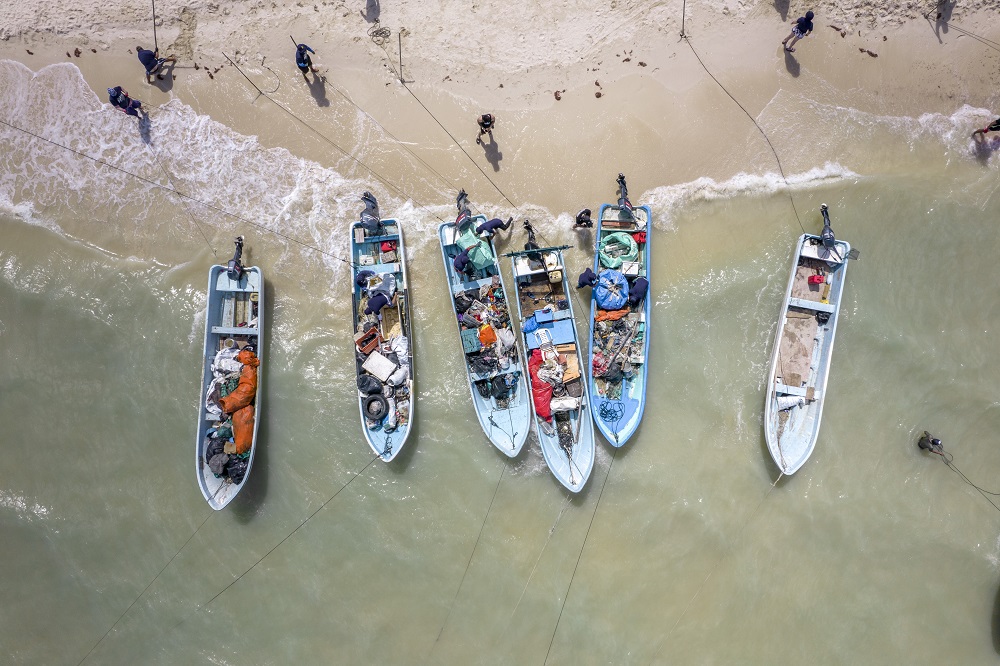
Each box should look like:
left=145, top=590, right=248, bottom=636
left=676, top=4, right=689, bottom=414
left=219, top=349, right=260, bottom=414
left=528, top=348, right=553, bottom=421
left=230, top=405, right=255, bottom=455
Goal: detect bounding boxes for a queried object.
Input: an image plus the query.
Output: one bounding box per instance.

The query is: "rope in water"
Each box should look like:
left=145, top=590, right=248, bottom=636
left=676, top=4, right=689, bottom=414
left=430, top=462, right=508, bottom=651
left=646, top=472, right=783, bottom=664
left=926, top=445, right=1000, bottom=513
left=542, top=448, right=618, bottom=665
left=0, top=117, right=358, bottom=266
left=678, top=24, right=806, bottom=235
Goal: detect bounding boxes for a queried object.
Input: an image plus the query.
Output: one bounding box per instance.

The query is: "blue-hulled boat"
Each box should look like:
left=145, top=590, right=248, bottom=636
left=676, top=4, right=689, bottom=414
left=438, top=192, right=530, bottom=456
left=196, top=236, right=264, bottom=510
left=350, top=192, right=414, bottom=462
left=764, top=205, right=852, bottom=475
left=506, top=223, right=595, bottom=492
left=587, top=174, right=652, bottom=447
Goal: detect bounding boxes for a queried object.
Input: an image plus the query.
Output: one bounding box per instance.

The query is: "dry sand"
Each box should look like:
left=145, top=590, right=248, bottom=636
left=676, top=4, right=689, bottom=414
left=2, top=0, right=1000, bottom=216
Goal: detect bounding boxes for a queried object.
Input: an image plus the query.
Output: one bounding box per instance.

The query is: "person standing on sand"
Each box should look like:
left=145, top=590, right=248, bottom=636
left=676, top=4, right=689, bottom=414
left=476, top=114, right=495, bottom=145
left=295, top=44, right=319, bottom=80
left=107, top=86, right=144, bottom=118
left=136, top=46, right=176, bottom=83
left=781, top=10, right=814, bottom=52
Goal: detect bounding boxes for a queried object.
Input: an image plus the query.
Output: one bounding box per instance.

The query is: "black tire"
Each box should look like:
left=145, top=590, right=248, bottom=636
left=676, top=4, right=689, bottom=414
left=364, top=393, right=389, bottom=421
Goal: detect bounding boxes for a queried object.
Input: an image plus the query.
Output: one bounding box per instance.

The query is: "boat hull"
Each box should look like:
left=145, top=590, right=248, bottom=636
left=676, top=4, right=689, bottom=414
left=763, top=234, right=851, bottom=475
left=588, top=204, right=653, bottom=447
left=195, top=265, right=264, bottom=510
left=351, top=219, right=414, bottom=462
left=438, top=216, right=531, bottom=457
left=509, top=246, right=595, bottom=492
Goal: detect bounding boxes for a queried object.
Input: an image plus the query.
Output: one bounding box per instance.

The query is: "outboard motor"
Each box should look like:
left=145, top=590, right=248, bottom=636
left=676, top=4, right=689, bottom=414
left=523, top=219, right=540, bottom=252
left=227, top=236, right=246, bottom=282
left=820, top=203, right=835, bottom=249
left=455, top=189, right=472, bottom=227
left=360, top=191, right=382, bottom=235
left=616, top=172, right=634, bottom=220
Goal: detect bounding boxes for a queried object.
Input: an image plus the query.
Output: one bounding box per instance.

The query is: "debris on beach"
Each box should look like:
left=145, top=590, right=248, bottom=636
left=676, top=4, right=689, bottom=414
left=25, top=49, right=33, bottom=55
left=74, top=48, right=81, bottom=57
left=91, top=48, right=96, bottom=53
left=595, top=91, right=603, bottom=98
left=65, top=52, right=71, bottom=58
left=623, top=57, right=631, bottom=62
left=828, top=25, right=846, bottom=37
left=554, top=91, right=561, bottom=100
left=883, top=35, right=887, bottom=41
left=638, top=61, right=647, bottom=67
left=595, top=80, right=601, bottom=87
left=499, top=83, right=503, bottom=88
left=443, top=75, right=451, bottom=81
left=859, top=48, right=878, bottom=57
left=194, top=62, right=200, bottom=70
left=208, top=71, right=214, bottom=79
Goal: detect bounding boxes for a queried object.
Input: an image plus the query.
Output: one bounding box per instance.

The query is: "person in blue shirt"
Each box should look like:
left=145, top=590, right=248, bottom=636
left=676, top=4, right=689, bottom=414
left=136, top=46, right=176, bottom=83
left=107, top=86, right=144, bottom=118
left=476, top=216, right=513, bottom=238
left=628, top=276, right=649, bottom=306
left=781, top=11, right=814, bottom=52
left=453, top=246, right=475, bottom=278
left=364, top=291, right=390, bottom=319
left=295, top=44, right=319, bottom=80
left=576, top=267, right=598, bottom=289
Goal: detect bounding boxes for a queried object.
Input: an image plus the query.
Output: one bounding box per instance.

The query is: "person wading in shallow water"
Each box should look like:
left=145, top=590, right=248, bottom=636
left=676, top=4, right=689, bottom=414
left=781, top=10, right=814, bottom=52
left=476, top=113, right=495, bottom=145
left=973, top=118, right=1000, bottom=140
left=295, top=43, right=319, bottom=80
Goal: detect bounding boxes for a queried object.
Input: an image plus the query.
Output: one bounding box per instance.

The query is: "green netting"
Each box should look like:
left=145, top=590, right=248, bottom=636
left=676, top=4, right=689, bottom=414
left=599, top=232, right=638, bottom=269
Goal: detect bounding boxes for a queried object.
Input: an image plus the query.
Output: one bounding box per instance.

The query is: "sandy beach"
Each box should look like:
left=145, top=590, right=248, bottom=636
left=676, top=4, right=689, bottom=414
left=6, top=1, right=1000, bottom=664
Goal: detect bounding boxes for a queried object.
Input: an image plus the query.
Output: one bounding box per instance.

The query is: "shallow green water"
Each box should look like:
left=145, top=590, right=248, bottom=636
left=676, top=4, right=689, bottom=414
left=4, top=60, right=1000, bottom=665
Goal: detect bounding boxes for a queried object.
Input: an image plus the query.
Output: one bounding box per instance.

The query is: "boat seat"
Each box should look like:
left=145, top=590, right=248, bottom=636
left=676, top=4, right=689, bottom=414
left=788, top=297, right=836, bottom=314
left=525, top=320, right=576, bottom=349
left=211, top=326, right=259, bottom=336
left=367, top=262, right=400, bottom=275
left=775, top=383, right=819, bottom=400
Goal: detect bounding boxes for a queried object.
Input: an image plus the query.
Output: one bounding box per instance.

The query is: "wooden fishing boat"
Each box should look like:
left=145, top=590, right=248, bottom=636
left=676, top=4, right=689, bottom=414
left=506, top=226, right=595, bottom=492
left=196, top=236, right=264, bottom=510
left=764, top=205, right=852, bottom=475
left=587, top=173, right=652, bottom=447
left=350, top=192, right=414, bottom=462
left=438, top=197, right=530, bottom=457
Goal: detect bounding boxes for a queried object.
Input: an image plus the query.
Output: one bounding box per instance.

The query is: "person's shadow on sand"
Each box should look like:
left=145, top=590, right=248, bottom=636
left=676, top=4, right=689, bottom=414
left=783, top=48, right=800, bottom=77
left=150, top=61, right=177, bottom=92
left=773, top=0, right=789, bottom=20
left=482, top=135, right=502, bottom=172
left=307, top=74, right=330, bottom=107
left=933, top=0, right=957, bottom=42
left=361, top=0, right=380, bottom=22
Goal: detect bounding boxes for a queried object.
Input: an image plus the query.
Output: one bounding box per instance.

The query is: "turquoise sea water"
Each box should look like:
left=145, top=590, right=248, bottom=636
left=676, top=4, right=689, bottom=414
left=4, top=59, right=1000, bottom=664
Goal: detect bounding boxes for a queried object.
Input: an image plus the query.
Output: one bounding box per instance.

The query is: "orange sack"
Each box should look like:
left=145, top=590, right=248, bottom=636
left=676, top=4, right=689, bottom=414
left=219, top=349, right=259, bottom=414
left=231, top=404, right=255, bottom=454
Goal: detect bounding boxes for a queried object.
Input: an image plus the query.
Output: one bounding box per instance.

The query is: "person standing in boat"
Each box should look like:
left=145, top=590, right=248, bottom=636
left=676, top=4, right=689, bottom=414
left=476, top=216, right=513, bottom=239
left=781, top=11, right=814, bottom=52
left=574, top=208, right=593, bottom=228
left=476, top=114, right=495, bottom=145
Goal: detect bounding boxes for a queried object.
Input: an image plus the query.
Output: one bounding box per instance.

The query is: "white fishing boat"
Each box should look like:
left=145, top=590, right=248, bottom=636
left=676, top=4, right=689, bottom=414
left=764, top=205, right=853, bottom=475
left=196, top=237, right=263, bottom=510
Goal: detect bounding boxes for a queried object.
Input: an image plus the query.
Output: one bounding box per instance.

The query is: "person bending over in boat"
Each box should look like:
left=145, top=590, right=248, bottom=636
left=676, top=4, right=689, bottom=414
left=364, top=291, right=391, bottom=320
left=476, top=216, right=513, bottom=239
left=453, top=246, right=476, bottom=279
left=628, top=276, right=649, bottom=306
left=574, top=209, right=593, bottom=228
left=576, top=267, right=598, bottom=289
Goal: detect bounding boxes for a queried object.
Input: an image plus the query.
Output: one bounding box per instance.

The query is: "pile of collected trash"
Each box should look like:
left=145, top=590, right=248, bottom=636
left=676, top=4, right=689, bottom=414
left=527, top=335, right=583, bottom=438
left=454, top=276, right=520, bottom=405
left=355, top=321, right=411, bottom=433
left=204, top=345, right=259, bottom=484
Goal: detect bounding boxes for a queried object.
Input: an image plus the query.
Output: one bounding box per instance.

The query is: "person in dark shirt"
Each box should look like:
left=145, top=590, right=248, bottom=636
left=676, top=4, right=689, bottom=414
left=453, top=246, right=475, bottom=278
left=574, top=209, right=593, bottom=228
left=576, top=267, right=598, bottom=289
left=295, top=44, right=318, bottom=80
left=107, top=86, right=144, bottom=118
left=628, top=276, right=649, bottom=306
left=364, top=291, right=390, bottom=319
left=476, top=114, right=495, bottom=145
left=136, top=46, right=176, bottom=83
left=973, top=118, right=1000, bottom=140
left=781, top=11, right=814, bottom=52
left=476, top=216, right=513, bottom=238
left=355, top=269, right=376, bottom=288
